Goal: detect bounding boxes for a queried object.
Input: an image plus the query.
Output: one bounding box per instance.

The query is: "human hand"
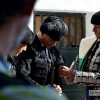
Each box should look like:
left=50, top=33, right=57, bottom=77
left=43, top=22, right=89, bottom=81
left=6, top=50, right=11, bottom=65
left=58, top=66, right=75, bottom=77
left=64, top=76, right=74, bottom=85
left=53, top=84, right=62, bottom=96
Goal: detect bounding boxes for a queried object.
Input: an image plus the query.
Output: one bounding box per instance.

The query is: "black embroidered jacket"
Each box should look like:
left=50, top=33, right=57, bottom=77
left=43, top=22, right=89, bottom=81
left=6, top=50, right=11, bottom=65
left=16, top=35, right=65, bottom=86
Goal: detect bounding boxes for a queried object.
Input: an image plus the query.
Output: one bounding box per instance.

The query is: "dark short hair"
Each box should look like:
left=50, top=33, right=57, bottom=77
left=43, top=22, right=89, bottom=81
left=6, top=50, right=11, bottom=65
left=21, top=26, right=34, bottom=45
left=91, top=11, right=100, bottom=25
left=0, top=0, right=34, bottom=27
left=40, top=16, right=68, bottom=41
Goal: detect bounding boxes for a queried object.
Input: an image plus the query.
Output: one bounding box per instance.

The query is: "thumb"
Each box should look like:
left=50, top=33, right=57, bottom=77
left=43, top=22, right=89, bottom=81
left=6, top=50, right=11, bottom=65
left=53, top=84, right=57, bottom=87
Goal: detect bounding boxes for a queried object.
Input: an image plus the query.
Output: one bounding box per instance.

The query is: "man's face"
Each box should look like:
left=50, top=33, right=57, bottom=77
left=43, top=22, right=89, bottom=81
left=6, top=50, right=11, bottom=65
left=41, top=34, right=57, bottom=48
left=93, top=25, right=100, bottom=39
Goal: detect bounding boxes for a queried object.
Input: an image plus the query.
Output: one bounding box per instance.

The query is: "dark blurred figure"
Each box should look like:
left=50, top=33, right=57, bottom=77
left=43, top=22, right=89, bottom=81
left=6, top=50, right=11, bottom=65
left=0, top=0, right=67, bottom=100
left=7, top=26, right=34, bottom=76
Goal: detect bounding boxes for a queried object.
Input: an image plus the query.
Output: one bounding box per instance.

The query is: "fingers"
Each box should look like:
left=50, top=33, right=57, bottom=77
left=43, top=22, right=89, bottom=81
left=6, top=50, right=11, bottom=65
left=53, top=84, right=61, bottom=91
left=53, top=84, right=56, bottom=88
left=64, top=77, right=74, bottom=85
left=58, top=66, right=76, bottom=78
left=58, top=66, right=72, bottom=77
left=64, top=77, right=70, bottom=85
left=58, top=66, right=68, bottom=72
left=58, top=66, right=68, bottom=74
left=58, top=71, right=66, bottom=77
left=53, top=84, right=62, bottom=95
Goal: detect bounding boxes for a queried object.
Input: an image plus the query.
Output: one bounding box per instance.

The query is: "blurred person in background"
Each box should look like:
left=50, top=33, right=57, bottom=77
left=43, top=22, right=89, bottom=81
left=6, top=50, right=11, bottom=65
left=0, top=0, right=67, bottom=100
left=6, top=26, right=34, bottom=76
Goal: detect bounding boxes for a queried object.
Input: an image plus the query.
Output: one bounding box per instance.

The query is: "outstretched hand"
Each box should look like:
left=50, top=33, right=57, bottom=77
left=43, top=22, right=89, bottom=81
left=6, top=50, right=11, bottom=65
left=53, top=84, right=62, bottom=96
left=64, top=76, right=74, bottom=85
left=58, top=66, right=75, bottom=85
left=58, top=66, right=74, bottom=77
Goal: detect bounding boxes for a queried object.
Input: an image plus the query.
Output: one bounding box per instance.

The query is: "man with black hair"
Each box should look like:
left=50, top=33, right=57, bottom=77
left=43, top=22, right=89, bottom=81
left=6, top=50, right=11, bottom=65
left=15, top=16, right=68, bottom=95
left=0, top=0, right=67, bottom=100
left=58, top=11, right=100, bottom=100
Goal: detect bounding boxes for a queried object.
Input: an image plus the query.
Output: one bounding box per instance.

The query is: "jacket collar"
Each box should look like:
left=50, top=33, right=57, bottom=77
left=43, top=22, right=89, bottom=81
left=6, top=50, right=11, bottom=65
left=32, top=34, right=45, bottom=50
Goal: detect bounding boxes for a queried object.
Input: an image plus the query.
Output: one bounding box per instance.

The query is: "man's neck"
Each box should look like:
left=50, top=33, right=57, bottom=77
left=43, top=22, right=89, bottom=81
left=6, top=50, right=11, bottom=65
left=37, top=32, right=44, bottom=47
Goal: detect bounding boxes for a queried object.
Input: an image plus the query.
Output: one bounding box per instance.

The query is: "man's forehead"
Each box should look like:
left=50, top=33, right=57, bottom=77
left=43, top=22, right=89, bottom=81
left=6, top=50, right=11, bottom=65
left=93, top=24, right=100, bottom=27
left=45, top=34, right=56, bottom=41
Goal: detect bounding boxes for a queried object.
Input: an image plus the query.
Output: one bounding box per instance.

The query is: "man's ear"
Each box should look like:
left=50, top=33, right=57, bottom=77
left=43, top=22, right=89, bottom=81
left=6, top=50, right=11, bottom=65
left=21, top=0, right=36, bottom=16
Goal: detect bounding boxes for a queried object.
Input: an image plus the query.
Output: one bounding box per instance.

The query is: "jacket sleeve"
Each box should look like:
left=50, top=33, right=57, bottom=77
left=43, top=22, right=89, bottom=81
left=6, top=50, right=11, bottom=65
left=52, top=46, right=66, bottom=85
left=15, top=46, right=41, bottom=87
left=74, top=70, right=100, bottom=86
left=69, top=56, right=100, bottom=86
left=70, top=55, right=79, bottom=70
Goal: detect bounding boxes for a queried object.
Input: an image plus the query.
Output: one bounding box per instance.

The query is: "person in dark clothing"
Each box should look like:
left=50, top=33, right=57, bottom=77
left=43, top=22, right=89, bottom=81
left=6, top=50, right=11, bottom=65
left=7, top=26, right=34, bottom=76
left=15, top=16, right=68, bottom=95
left=12, top=26, right=34, bottom=56
left=0, top=0, right=67, bottom=100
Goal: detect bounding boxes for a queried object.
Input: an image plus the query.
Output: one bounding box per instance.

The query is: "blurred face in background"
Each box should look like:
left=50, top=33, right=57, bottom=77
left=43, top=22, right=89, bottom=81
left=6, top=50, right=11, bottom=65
left=93, top=25, right=100, bottom=39
left=5, top=0, right=36, bottom=57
